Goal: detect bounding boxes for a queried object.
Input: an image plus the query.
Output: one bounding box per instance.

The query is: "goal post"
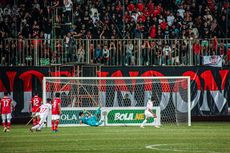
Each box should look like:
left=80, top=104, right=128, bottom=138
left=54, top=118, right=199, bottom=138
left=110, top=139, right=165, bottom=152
left=43, top=76, right=191, bottom=127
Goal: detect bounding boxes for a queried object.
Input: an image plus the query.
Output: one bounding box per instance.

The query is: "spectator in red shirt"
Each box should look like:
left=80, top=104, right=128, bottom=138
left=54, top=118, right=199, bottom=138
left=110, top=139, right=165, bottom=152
left=17, top=33, right=24, bottom=65
left=193, top=40, right=202, bottom=65
left=136, top=21, right=144, bottom=38
left=127, top=2, right=135, bottom=12
left=136, top=1, right=144, bottom=12
left=143, top=8, right=150, bottom=17
left=137, top=14, right=146, bottom=23
left=160, top=20, right=168, bottom=31
left=213, top=36, right=218, bottom=53
left=152, top=5, right=161, bottom=17
left=218, top=43, right=226, bottom=56
left=116, top=1, right=123, bottom=12
left=124, top=11, right=131, bottom=22
left=150, top=25, right=156, bottom=39
left=147, top=1, right=154, bottom=12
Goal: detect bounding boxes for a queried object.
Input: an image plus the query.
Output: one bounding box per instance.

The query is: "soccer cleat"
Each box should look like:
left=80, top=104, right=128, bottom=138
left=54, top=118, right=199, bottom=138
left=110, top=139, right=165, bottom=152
left=36, top=129, right=41, bottom=132
left=6, top=129, right=10, bottom=132
left=30, top=128, right=34, bottom=132
left=3, top=127, right=7, bottom=132
left=154, top=125, right=160, bottom=128
left=140, top=126, right=144, bottom=128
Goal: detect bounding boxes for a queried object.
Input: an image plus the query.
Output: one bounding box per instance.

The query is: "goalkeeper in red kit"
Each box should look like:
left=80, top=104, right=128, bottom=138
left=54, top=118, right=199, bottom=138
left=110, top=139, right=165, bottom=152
left=51, top=93, right=62, bottom=132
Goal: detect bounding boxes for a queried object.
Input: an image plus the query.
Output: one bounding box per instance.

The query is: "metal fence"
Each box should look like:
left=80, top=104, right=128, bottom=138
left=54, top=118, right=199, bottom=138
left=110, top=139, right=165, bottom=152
left=0, top=38, right=229, bottom=66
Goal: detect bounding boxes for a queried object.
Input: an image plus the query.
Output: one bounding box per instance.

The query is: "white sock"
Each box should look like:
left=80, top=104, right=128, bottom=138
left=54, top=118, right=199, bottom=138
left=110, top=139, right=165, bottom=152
left=32, top=124, right=40, bottom=130
left=38, top=123, right=45, bottom=130
left=141, top=119, right=147, bottom=127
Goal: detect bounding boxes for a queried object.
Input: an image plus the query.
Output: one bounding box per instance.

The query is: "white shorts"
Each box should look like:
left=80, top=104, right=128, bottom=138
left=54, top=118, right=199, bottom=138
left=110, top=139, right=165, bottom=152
left=144, top=110, right=154, bottom=118
left=52, top=115, right=60, bottom=120
left=1, top=113, right=12, bottom=121
left=39, top=115, right=47, bottom=124
left=32, top=112, right=40, bottom=117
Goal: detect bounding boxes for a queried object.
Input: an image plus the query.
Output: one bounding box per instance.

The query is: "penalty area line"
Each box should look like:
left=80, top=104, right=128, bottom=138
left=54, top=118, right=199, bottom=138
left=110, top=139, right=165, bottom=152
left=145, top=144, right=215, bottom=153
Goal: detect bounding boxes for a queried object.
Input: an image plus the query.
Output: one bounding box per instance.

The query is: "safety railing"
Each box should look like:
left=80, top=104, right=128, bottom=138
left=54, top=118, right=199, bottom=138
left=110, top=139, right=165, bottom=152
left=1, top=38, right=229, bottom=66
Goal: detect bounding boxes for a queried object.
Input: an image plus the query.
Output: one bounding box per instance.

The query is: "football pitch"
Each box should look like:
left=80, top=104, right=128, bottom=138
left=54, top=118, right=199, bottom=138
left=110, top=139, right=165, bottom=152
left=0, top=122, right=230, bottom=153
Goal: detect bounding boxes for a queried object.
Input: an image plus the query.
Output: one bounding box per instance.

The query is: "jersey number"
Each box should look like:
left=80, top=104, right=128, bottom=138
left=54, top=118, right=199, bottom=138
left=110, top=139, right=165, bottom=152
left=3, top=100, right=10, bottom=107
left=40, top=107, right=47, bottom=113
left=33, top=99, right=40, bottom=106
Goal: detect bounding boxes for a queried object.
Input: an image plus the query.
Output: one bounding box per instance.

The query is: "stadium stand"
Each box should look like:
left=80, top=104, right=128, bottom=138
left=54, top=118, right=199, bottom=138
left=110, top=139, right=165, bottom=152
left=0, top=0, right=229, bottom=66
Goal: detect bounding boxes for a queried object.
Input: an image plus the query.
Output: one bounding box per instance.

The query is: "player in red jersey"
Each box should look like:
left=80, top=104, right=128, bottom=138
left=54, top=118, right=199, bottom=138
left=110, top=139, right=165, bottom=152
left=30, top=93, right=42, bottom=126
left=30, top=98, right=52, bottom=132
left=0, top=92, right=14, bottom=132
left=52, top=93, right=62, bottom=132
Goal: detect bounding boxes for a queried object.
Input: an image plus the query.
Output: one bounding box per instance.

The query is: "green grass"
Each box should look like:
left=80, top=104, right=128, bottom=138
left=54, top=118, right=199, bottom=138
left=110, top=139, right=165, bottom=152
left=0, top=122, right=230, bottom=153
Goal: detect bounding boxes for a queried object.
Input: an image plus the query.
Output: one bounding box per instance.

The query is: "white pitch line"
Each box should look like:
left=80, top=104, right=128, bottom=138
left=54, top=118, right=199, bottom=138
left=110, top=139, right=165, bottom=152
left=145, top=144, right=229, bottom=153
left=146, top=144, right=194, bottom=152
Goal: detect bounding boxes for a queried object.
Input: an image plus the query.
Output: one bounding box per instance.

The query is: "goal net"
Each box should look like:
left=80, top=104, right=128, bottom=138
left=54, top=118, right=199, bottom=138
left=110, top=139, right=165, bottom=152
left=43, top=77, right=191, bottom=126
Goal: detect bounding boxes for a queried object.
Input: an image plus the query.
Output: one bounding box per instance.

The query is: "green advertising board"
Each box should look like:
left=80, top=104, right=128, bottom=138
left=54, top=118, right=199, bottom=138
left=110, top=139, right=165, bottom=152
left=106, top=107, right=161, bottom=126
left=59, top=108, right=97, bottom=126
left=107, top=109, right=155, bottom=124
left=54, top=107, right=160, bottom=127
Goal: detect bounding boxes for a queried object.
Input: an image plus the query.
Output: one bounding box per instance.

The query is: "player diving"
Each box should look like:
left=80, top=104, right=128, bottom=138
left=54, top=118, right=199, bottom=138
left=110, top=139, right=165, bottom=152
left=78, top=106, right=103, bottom=127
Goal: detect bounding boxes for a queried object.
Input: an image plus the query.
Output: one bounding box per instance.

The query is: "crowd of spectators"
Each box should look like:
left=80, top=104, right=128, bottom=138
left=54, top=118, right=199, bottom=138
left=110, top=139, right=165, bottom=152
left=0, top=0, right=229, bottom=66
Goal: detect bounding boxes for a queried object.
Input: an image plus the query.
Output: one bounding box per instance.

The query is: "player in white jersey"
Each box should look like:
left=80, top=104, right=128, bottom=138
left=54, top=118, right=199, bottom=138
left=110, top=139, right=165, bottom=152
left=30, top=98, right=52, bottom=132
left=140, top=96, right=159, bottom=128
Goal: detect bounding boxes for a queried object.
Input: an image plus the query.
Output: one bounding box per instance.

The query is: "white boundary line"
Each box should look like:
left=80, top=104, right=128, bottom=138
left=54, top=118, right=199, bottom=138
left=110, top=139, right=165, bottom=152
left=145, top=144, right=229, bottom=153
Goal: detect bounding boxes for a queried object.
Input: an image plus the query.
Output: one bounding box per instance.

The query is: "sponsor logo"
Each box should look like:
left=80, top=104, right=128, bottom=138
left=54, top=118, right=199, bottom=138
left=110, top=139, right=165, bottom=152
left=107, top=109, right=157, bottom=124
left=114, top=113, right=144, bottom=121
left=60, top=110, right=96, bottom=124
left=61, top=114, right=78, bottom=121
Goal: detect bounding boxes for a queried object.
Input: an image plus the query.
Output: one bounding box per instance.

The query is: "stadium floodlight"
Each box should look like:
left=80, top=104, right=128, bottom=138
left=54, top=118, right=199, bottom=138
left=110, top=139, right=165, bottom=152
left=43, top=76, right=191, bottom=126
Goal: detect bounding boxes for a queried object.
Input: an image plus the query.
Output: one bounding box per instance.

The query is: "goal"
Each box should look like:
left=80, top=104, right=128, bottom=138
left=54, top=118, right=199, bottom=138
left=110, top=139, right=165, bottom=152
left=43, top=77, right=191, bottom=126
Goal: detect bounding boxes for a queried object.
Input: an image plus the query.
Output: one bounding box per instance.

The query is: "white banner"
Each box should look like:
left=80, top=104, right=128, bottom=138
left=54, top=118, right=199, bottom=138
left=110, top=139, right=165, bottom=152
left=203, top=55, right=223, bottom=67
